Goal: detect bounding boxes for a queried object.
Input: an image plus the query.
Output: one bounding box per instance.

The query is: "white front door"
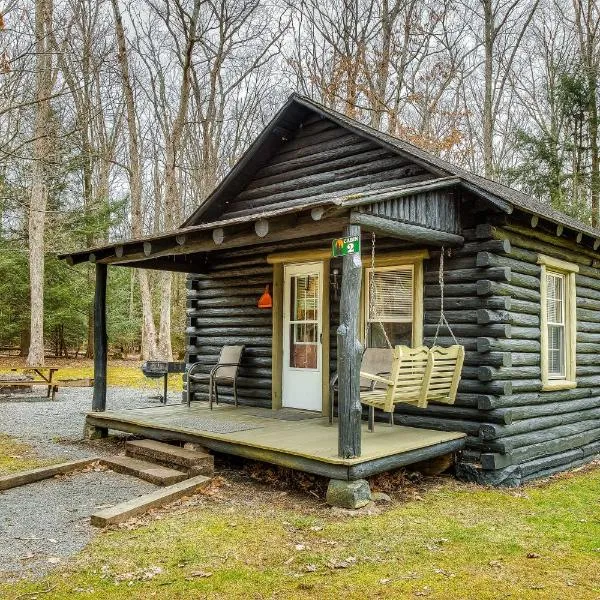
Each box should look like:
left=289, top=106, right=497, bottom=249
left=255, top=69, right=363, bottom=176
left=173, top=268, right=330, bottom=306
left=282, top=262, right=323, bottom=411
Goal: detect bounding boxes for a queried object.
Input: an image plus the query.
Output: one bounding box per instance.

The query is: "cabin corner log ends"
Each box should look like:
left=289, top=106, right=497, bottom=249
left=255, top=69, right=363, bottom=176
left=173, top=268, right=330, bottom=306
left=93, top=263, right=108, bottom=412
left=337, top=224, right=363, bottom=459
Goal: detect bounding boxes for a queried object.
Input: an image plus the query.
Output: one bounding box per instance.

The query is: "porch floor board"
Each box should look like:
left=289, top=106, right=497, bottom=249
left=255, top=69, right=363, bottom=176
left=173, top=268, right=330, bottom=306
left=87, top=403, right=466, bottom=480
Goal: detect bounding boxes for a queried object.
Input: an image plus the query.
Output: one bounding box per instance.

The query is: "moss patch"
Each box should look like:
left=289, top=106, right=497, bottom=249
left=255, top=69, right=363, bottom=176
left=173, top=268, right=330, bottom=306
left=1, top=463, right=599, bottom=599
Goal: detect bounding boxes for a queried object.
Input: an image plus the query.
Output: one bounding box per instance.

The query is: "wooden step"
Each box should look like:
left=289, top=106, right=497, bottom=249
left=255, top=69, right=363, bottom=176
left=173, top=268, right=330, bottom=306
left=125, top=439, right=214, bottom=475
left=100, top=456, right=188, bottom=486
left=91, top=474, right=211, bottom=527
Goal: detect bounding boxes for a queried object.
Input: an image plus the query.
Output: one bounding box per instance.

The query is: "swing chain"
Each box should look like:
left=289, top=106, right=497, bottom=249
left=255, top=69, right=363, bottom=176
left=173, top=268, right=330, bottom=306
left=370, top=231, right=393, bottom=349
left=433, top=246, right=459, bottom=346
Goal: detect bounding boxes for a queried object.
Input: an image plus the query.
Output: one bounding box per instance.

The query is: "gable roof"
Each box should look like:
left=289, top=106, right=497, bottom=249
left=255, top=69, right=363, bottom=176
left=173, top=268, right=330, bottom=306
left=184, top=93, right=600, bottom=240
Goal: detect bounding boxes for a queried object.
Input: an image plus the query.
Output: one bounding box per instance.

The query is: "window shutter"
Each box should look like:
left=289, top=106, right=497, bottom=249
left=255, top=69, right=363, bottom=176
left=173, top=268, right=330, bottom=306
left=369, top=267, right=413, bottom=322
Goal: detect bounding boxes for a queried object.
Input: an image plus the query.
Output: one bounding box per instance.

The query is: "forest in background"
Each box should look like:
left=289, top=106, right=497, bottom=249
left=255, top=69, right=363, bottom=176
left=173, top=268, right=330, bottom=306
left=0, top=0, right=598, bottom=363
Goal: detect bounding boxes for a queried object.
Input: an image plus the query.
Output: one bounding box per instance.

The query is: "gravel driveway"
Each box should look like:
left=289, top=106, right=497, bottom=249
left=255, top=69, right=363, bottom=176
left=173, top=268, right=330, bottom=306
left=0, top=386, right=183, bottom=581
left=0, top=386, right=182, bottom=459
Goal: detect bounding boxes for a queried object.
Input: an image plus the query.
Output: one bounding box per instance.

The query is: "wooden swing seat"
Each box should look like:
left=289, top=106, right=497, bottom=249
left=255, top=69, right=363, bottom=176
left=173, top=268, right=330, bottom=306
left=359, top=344, right=464, bottom=431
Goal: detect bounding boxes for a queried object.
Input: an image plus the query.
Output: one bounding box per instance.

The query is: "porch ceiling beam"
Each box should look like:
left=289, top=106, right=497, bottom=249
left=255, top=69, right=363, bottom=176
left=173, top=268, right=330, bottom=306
left=349, top=211, right=464, bottom=246
left=96, top=215, right=350, bottom=267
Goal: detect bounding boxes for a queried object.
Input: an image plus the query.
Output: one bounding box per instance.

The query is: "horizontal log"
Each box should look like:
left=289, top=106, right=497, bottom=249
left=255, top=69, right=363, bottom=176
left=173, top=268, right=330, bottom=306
left=464, top=351, right=511, bottom=367
left=459, top=380, right=512, bottom=395
left=510, top=353, right=540, bottom=366
left=191, top=317, right=272, bottom=327
left=476, top=252, right=541, bottom=276
left=424, top=311, right=478, bottom=324
left=239, top=153, right=401, bottom=203
left=232, top=166, right=425, bottom=214
left=477, top=338, right=540, bottom=353
left=478, top=366, right=540, bottom=382
left=576, top=307, right=600, bottom=323
left=194, top=276, right=271, bottom=290
left=190, top=336, right=272, bottom=346
left=476, top=309, right=539, bottom=327
left=424, top=266, right=510, bottom=284
left=508, top=395, right=600, bottom=422
left=394, top=404, right=510, bottom=424
left=255, top=140, right=376, bottom=179
left=508, top=422, right=600, bottom=464
left=391, top=413, right=481, bottom=435
left=189, top=327, right=272, bottom=337
left=477, top=281, right=540, bottom=302
left=423, top=337, right=478, bottom=351
left=451, top=239, right=511, bottom=257
left=424, top=324, right=510, bottom=338
left=477, top=387, right=592, bottom=409
left=425, top=283, right=478, bottom=297
left=423, top=296, right=511, bottom=311
left=510, top=379, right=543, bottom=393
left=350, top=212, right=464, bottom=246
left=480, top=407, right=600, bottom=442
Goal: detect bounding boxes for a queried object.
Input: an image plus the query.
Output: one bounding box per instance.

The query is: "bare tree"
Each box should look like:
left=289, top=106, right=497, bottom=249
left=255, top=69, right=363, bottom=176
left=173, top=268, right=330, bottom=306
left=27, top=0, right=53, bottom=366
left=111, top=0, right=159, bottom=359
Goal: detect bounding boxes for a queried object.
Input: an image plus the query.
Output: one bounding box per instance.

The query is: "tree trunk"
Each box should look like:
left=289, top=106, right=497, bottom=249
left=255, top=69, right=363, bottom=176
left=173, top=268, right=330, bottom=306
left=482, top=0, right=494, bottom=179
left=27, top=0, right=52, bottom=367
left=111, top=0, right=159, bottom=359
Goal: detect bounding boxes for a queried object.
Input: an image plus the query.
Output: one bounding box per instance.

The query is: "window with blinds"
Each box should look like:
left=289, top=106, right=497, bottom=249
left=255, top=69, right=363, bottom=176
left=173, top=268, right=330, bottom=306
left=365, top=265, right=414, bottom=348
left=546, top=271, right=566, bottom=378
left=538, top=254, right=578, bottom=390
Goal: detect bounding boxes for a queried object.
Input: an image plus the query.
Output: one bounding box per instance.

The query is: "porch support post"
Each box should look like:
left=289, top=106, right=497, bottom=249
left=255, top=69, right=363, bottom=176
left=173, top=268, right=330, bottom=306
left=92, top=263, right=108, bottom=412
left=337, top=224, right=363, bottom=458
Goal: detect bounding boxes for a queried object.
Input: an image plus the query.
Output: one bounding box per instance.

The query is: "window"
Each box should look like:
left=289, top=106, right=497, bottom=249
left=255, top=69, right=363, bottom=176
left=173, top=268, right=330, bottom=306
left=364, top=257, right=424, bottom=347
left=538, top=255, right=578, bottom=390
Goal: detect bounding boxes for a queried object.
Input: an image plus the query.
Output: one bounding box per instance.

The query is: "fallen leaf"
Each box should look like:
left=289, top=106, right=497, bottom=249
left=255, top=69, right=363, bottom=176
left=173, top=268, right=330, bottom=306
left=379, top=578, right=391, bottom=584
left=527, top=552, right=541, bottom=559
left=295, top=544, right=305, bottom=551
left=189, top=570, right=213, bottom=578
left=47, top=557, right=61, bottom=564
left=305, top=564, right=317, bottom=572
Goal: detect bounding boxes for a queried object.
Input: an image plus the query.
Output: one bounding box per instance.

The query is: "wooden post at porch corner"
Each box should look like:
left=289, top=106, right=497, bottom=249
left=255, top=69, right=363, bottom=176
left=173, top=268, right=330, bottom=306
left=337, top=224, right=363, bottom=459
left=92, top=263, right=107, bottom=412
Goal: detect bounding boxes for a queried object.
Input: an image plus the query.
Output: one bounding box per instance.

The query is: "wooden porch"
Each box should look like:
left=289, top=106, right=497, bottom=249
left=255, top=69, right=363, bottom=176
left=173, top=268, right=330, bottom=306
left=86, top=404, right=466, bottom=481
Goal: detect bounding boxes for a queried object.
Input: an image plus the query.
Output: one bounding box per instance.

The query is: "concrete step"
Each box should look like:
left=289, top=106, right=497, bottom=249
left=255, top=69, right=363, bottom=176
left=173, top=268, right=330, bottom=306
left=101, top=456, right=188, bottom=486
left=91, top=474, right=212, bottom=527
left=125, top=439, right=214, bottom=475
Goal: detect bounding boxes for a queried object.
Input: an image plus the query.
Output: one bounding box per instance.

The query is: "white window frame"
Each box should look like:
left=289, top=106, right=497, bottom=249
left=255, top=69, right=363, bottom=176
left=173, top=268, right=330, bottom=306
left=538, top=254, right=578, bottom=391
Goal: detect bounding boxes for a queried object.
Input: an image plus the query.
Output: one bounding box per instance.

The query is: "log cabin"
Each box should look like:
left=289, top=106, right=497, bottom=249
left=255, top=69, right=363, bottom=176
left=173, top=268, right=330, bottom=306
left=60, top=94, right=600, bottom=496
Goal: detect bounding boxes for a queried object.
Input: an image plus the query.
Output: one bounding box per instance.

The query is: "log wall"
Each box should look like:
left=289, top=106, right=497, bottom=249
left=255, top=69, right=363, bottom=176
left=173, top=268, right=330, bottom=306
left=217, top=115, right=433, bottom=220
left=185, top=237, right=342, bottom=407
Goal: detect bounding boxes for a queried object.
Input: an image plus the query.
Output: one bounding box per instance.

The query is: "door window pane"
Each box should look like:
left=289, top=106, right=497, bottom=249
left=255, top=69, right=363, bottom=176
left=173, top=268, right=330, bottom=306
left=289, top=273, right=319, bottom=369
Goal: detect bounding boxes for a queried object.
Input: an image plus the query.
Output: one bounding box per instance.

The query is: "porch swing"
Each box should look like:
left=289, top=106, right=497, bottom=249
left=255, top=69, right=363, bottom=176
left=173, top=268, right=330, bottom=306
left=359, top=233, right=465, bottom=431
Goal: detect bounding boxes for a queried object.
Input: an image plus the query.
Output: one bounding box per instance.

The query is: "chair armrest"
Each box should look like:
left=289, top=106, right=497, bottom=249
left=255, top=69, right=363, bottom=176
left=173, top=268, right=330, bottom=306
left=187, top=362, right=205, bottom=378
left=360, top=372, right=393, bottom=385
left=210, top=363, right=241, bottom=377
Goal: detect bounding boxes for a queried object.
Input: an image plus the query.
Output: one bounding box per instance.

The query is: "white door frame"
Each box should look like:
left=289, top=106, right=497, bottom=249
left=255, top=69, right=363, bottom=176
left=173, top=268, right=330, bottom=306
left=282, top=262, right=323, bottom=411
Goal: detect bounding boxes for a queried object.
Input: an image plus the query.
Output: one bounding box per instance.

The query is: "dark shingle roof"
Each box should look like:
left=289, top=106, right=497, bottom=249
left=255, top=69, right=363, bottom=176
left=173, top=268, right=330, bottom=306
left=291, top=94, right=600, bottom=240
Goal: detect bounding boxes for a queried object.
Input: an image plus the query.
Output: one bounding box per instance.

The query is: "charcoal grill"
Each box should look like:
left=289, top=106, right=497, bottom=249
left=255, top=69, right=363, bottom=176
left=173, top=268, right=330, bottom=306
left=141, top=361, right=186, bottom=404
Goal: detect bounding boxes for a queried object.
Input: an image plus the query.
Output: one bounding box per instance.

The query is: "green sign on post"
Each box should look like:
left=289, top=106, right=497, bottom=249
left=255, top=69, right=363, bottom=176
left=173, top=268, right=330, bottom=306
left=332, top=235, right=360, bottom=257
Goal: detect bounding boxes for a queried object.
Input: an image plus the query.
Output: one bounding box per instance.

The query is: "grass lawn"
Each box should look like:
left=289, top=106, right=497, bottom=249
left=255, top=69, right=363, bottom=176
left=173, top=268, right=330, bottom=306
left=0, top=433, right=59, bottom=474
left=0, top=358, right=183, bottom=391
left=1, top=462, right=599, bottom=599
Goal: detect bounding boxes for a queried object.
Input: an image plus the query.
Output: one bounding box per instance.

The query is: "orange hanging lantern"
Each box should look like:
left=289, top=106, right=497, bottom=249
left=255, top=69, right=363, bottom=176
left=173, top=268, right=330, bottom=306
left=257, top=284, right=272, bottom=309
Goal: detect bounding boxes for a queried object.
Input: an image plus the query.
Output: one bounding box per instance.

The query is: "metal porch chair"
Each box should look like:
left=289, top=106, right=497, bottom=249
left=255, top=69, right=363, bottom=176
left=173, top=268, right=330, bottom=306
left=186, top=345, right=245, bottom=409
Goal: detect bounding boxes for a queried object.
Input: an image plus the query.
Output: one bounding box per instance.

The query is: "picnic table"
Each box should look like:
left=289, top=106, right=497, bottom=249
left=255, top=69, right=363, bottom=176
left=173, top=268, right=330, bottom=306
left=0, top=366, right=60, bottom=400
